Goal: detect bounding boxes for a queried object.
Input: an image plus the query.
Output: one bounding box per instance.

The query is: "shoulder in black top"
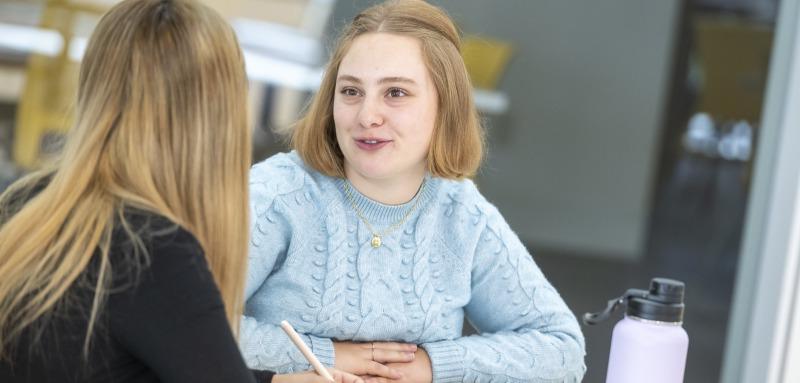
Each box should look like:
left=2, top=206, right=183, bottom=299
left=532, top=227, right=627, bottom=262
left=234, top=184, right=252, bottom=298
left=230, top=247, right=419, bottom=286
left=0, top=210, right=274, bottom=383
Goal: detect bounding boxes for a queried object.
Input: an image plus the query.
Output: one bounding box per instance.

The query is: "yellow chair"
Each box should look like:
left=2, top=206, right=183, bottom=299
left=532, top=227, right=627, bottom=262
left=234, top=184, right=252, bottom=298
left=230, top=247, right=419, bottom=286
left=461, top=35, right=514, bottom=90
left=13, top=0, right=107, bottom=169
left=693, top=15, right=773, bottom=123
left=692, top=15, right=773, bottom=186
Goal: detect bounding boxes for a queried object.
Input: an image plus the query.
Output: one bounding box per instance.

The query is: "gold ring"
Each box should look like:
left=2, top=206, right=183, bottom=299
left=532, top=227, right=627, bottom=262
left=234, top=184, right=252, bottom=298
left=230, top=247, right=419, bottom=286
left=371, top=342, right=375, bottom=361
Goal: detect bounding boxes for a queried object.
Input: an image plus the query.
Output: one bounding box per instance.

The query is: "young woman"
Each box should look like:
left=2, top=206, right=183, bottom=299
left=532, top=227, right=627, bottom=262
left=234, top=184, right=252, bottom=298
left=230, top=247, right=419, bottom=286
left=0, top=1, right=359, bottom=382
left=242, top=1, right=586, bottom=382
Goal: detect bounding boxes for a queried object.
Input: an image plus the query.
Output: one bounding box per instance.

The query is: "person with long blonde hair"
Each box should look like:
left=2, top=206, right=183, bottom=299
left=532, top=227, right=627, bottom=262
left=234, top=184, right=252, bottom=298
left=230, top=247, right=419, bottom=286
left=241, top=0, right=586, bottom=382
left=0, top=1, right=361, bottom=382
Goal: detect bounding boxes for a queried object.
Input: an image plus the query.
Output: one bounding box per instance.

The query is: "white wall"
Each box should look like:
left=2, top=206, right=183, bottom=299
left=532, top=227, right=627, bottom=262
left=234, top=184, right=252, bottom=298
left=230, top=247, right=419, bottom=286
left=201, top=0, right=309, bottom=27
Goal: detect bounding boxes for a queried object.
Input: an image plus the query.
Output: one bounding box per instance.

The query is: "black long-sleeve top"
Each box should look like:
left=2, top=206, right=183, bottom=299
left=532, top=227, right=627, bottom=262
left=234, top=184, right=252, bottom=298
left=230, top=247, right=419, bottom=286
left=0, top=212, right=275, bottom=383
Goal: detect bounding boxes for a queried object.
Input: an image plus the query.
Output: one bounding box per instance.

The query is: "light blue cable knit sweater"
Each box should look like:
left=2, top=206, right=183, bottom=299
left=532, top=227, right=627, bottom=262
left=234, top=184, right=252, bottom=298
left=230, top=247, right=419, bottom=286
left=241, top=152, right=586, bottom=382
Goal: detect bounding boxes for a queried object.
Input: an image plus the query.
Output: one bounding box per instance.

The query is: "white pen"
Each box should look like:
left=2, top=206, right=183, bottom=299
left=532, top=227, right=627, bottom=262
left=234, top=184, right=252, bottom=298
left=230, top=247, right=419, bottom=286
left=280, top=320, right=336, bottom=382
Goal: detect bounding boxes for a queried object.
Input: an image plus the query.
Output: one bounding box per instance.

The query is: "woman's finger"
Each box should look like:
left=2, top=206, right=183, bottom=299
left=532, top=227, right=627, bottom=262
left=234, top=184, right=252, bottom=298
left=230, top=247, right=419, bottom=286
left=371, top=348, right=415, bottom=363
left=368, top=342, right=417, bottom=352
left=365, top=360, right=403, bottom=380
left=330, top=369, right=365, bottom=383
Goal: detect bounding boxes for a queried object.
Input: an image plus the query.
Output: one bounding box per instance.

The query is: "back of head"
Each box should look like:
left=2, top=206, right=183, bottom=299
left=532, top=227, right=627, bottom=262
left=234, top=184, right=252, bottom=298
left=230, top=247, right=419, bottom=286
left=0, top=0, right=250, bottom=355
left=293, top=0, right=484, bottom=179
left=74, top=0, right=249, bottom=216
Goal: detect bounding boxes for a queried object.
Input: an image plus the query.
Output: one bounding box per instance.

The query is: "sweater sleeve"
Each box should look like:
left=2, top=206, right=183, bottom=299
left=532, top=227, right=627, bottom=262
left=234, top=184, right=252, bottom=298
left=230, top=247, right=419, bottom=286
left=107, top=227, right=274, bottom=383
left=240, top=177, right=336, bottom=373
left=421, top=208, right=586, bottom=383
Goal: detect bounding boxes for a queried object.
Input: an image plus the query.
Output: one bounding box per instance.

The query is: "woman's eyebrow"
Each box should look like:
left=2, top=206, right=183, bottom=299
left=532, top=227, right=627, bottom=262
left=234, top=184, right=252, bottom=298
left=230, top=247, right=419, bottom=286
left=336, top=75, right=418, bottom=86
left=378, top=76, right=417, bottom=85
left=337, top=74, right=362, bottom=84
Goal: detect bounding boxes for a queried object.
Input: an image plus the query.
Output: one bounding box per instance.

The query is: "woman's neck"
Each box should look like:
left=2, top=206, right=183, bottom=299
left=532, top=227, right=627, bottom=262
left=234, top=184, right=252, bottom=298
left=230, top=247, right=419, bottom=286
left=345, top=169, right=426, bottom=205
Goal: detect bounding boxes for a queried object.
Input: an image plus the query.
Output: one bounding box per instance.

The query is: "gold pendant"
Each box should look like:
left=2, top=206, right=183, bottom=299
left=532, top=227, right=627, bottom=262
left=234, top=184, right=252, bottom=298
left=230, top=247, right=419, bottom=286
left=371, top=235, right=382, bottom=248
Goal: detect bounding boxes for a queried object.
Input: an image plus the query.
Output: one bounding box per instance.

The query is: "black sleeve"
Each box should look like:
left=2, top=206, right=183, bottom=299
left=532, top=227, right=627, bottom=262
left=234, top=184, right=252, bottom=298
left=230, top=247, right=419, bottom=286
left=107, top=226, right=274, bottom=383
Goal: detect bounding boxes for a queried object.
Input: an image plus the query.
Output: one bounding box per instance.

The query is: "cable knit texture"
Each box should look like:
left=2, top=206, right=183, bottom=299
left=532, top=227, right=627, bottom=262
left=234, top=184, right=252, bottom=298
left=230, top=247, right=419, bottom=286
left=241, top=151, right=586, bottom=382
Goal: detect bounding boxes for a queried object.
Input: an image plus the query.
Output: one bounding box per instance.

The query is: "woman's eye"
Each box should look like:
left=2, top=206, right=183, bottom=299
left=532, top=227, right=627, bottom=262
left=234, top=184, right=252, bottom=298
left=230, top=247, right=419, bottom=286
left=341, top=88, right=360, bottom=97
left=387, top=88, right=408, bottom=98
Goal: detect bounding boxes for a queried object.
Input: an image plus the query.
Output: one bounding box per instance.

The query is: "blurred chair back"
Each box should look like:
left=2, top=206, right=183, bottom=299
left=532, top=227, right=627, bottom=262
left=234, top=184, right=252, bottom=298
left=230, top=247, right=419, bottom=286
left=461, top=36, right=514, bottom=90
left=694, top=15, right=773, bottom=123
left=13, top=0, right=107, bottom=169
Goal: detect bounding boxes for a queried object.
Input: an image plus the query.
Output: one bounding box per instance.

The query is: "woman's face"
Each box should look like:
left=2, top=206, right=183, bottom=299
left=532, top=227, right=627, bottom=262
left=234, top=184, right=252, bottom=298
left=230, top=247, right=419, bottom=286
left=333, top=32, right=438, bottom=183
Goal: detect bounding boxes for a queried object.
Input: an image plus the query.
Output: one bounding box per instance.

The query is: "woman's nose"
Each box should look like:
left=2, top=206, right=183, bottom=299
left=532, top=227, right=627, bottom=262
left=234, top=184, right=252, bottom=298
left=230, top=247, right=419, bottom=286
left=357, top=96, right=384, bottom=128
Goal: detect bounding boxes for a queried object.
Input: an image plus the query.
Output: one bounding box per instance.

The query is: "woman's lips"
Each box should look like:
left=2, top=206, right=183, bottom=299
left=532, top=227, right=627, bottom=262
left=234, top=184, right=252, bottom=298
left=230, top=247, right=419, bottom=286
left=354, top=138, right=391, bottom=151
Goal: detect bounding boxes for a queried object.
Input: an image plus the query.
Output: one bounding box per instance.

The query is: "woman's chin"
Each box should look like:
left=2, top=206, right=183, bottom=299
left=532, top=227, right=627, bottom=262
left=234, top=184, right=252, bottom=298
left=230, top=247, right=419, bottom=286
left=344, top=161, right=388, bottom=180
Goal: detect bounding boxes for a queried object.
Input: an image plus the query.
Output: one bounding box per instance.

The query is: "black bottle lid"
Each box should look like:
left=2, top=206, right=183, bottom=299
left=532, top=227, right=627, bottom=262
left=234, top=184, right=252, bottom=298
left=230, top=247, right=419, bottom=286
left=627, top=278, right=685, bottom=323
left=583, top=277, right=686, bottom=325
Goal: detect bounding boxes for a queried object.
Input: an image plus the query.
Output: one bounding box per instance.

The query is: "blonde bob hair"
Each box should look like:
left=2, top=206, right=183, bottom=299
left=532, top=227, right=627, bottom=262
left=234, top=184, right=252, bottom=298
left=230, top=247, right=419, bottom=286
left=292, top=0, right=484, bottom=179
left=0, top=0, right=249, bottom=355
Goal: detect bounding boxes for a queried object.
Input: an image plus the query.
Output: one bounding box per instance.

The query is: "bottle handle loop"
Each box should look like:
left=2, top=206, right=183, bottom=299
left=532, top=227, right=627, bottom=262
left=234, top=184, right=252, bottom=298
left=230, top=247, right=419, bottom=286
left=583, top=288, right=648, bottom=325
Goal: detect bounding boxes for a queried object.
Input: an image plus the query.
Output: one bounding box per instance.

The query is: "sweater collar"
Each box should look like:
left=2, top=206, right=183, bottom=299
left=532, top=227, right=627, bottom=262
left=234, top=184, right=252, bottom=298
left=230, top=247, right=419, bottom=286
left=337, top=175, right=438, bottom=224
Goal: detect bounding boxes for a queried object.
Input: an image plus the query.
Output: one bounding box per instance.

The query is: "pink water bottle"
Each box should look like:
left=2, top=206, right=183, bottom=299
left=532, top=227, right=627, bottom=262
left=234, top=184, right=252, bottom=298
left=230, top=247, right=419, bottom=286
left=584, top=278, right=689, bottom=383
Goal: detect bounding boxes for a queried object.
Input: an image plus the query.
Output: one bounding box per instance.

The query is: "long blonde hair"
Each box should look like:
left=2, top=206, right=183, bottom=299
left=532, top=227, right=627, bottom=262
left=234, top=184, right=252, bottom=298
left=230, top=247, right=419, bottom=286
left=292, top=0, right=484, bottom=179
left=0, top=0, right=250, bottom=356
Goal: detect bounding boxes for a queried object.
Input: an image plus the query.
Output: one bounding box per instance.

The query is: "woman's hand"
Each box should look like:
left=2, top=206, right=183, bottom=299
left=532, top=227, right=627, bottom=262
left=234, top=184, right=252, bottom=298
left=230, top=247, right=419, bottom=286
left=361, top=348, right=433, bottom=383
left=333, top=341, right=417, bottom=379
left=272, top=368, right=364, bottom=383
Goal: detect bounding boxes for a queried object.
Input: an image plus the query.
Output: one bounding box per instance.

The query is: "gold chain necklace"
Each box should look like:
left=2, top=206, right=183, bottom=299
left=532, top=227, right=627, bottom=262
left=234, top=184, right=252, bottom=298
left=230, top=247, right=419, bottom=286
left=342, top=179, right=427, bottom=248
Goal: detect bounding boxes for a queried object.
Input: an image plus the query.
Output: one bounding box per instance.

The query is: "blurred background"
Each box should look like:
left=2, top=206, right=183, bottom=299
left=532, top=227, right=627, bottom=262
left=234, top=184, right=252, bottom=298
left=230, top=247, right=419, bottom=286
left=0, top=0, right=787, bottom=381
